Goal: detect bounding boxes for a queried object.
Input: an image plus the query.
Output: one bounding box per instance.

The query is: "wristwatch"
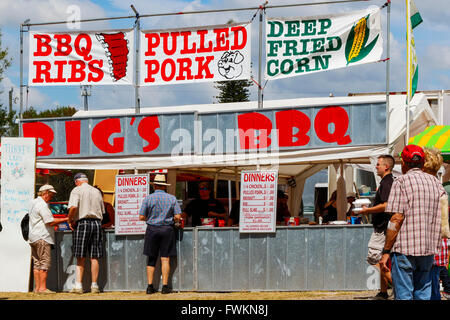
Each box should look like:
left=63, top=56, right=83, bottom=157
left=382, top=249, right=391, bottom=254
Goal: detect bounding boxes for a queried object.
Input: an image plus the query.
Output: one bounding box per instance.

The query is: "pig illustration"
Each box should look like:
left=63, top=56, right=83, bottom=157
left=217, top=51, right=244, bottom=79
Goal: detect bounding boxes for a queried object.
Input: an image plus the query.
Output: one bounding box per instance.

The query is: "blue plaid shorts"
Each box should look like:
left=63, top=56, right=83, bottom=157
left=72, top=219, right=103, bottom=258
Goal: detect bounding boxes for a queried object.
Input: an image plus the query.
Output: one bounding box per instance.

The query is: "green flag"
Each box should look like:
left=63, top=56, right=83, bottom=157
left=407, top=0, right=422, bottom=101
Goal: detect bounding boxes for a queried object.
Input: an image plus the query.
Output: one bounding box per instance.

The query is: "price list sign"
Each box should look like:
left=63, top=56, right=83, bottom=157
left=115, top=174, right=149, bottom=235
left=239, top=170, right=278, bottom=233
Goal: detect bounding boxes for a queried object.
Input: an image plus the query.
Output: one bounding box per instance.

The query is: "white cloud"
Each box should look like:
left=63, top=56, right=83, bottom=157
left=0, top=0, right=109, bottom=29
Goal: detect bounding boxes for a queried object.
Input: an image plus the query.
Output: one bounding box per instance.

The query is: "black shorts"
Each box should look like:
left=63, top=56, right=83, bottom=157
left=143, top=225, right=176, bottom=259
left=73, top=219, right=103, bottom=258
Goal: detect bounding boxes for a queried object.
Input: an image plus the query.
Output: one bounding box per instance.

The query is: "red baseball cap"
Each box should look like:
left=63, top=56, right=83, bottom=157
left=401, top=144, right=425, bottom=163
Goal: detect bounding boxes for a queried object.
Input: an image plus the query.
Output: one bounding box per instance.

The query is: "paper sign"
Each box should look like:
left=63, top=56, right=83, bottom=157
left=115, top=174, right=149, bottom=235
left=0, top=137, right=36, bottom=291
left=239, top=170, right=278, bottom=233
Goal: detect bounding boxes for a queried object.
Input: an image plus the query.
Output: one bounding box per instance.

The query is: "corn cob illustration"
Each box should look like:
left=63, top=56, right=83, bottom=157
left=345, top=14, right=379, bottom=65
left=96, top=32, right=129, bottom=81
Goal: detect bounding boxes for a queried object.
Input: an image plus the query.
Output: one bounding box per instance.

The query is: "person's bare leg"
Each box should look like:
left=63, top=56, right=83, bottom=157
left=39, top=270, right=48, bottom=291
left=146, top=266, right=155, bottom=285
left=76, top=257, right=85, bottom=283
left=161, top=257, right=170, bottom=285
left=91, top=258, right=99, bottom=283
left=33, top=269, right=40, bottom=292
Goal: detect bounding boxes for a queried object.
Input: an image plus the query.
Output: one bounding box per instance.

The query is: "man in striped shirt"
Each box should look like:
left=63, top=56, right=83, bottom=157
left=139, top=174, right=181, bottom=294
left=379, top=145, right=446, bottom=300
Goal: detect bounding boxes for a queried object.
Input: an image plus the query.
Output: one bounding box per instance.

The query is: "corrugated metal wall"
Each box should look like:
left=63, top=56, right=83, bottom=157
left=49, top=225, right=377, bottom=292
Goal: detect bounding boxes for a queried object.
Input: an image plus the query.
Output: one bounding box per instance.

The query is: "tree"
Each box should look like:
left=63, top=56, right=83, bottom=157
left=0, top=29, right=14, bottom=137
left=22, top=106, right=77, bottom=119
left=214, top=78, right=254, bottom=103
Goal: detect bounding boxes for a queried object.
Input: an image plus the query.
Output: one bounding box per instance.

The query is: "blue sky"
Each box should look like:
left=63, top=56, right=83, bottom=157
left=0, top=0, right=449, bottom=113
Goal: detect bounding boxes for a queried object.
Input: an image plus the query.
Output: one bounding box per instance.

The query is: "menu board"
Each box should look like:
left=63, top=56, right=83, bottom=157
left=239, top=170, right=278, bottom=233
left=115, top=174, right=149, bottom=235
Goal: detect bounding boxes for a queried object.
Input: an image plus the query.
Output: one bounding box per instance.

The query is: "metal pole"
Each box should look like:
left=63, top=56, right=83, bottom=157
left=386, top=1, right=391, bottom=146
left=131, top=5, right=141, bottom=114
left=406, top=0, right=411, bottom=144
left=21, top=1, right=369, bottom=28
left=19, top=21, right=27, bottom=137
left=258, top=8, right=263, bottom=109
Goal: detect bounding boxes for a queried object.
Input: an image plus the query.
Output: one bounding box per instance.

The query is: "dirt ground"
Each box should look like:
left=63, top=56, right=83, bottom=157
left=0, top=290, right=380, bottom=300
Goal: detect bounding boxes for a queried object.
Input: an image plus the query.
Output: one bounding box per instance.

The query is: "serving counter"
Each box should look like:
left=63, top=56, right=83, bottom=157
left=48, top=224, right=378, bottom=292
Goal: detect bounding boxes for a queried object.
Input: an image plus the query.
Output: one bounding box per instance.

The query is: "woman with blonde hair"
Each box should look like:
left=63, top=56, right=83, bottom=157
left=422, top=147, right=450, bottom=300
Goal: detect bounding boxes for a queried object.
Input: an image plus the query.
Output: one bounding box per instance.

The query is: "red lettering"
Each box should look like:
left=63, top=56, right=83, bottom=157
left=238, top=112, right=272, bottom=150
left=144, top=60, right=159, bottom=83
left=276, top=110, right=310, bottom=147
left=194, top=56, right=214, bottom=79
left=314, top=106, right=352, bottom=145
left=176, top=58, right=194, bottom=81
left=161, top=59, right=176, bottom=82
left=213, top=28, right=230, bottom=52
left=32, top=61, right=52, bottom=83
left=33, top=34, right=52, bottom=56
left=180, top=31, right=196, bottom=54
left=54, top=34, right=72, bottom=56
left=22, top=122, right=54, bottom=156
left=74, top=34, right=92, bottom=61
left=91, top=118, right=124, bottom=153
left=67, top=60, right=86, bottom=82
left=87, top=59, right=104, bottom=82
left=53, top=61, right=68, bottom=82
left=160, top=32, right=179, bottom=55
left=145, top=33, right=160, bottom=56
left=230, top=26, right=247, bottom=50
left=65, top=121, right=81, bottom=154
left=197, top=30, right=213, bottom=53
left=138, top=116, right=160, bottom=153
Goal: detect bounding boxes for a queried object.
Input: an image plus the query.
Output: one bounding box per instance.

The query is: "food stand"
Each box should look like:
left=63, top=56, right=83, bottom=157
left=21, top=93, right=436, bottom=292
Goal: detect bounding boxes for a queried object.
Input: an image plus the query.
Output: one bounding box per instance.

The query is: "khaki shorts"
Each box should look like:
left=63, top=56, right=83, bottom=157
left=30, top=239, right=52, bottom=270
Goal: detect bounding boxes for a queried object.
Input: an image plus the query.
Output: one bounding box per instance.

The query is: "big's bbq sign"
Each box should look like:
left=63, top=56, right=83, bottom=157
left=20, top=102, right=386, bottom=159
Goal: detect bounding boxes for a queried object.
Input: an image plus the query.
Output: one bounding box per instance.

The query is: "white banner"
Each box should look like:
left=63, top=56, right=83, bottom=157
left=0, top=138, right=36, bottom=292
left=115, top=174, right=149, bottom=235
left=239, top=170, right=278, bottom=233
left=265, top=6, right=383, bottom=80
left=140, top=22, right=251, bottom=85
left=29, top=29, right=134, bottom=86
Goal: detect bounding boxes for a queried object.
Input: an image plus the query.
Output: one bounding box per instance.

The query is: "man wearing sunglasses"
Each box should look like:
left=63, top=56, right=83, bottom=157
left=182, top=182, right=227, bottom=227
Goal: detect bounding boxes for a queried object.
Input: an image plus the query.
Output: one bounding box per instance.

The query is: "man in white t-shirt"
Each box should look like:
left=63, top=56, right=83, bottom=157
left=68, top=172, right=105, bottom=294
left=29, top=184, right=68, bottom=294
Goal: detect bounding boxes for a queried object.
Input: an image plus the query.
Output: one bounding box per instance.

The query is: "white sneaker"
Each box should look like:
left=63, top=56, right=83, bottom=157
left=69, top=287, right=83, bottom=294
left=91, top=286, right=100, bottom=293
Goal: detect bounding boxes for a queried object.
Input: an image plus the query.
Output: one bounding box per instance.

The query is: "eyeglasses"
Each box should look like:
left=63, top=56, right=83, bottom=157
left=199, top=187, right=209, bottom=191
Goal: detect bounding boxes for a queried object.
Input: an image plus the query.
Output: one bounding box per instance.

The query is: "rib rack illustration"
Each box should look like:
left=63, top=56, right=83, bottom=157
left=96, top=32, right=129, bottom=81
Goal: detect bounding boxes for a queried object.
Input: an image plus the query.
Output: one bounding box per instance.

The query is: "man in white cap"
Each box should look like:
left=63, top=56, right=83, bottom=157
left=139, top=174, right=181, bottom=294
left=29, top=184, right=68, bottom=293
left=68, top=172, right=105, bottom=294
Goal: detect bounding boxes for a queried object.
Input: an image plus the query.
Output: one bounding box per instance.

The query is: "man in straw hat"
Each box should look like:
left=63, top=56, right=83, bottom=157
left=139, top=174, right=181, bottom=294
left=29, top=184, right=68, bottom=293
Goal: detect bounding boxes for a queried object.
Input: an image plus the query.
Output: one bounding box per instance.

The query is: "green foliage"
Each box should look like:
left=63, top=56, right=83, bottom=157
left=22, top=106, right=78, bottom=119
left=0, top=29, right=15, bottom=136
left=214, top=79, right=253, bottom=103
left=0, top=106, right=17, bottom=136
left=0, top=30, right=11, bottom=84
